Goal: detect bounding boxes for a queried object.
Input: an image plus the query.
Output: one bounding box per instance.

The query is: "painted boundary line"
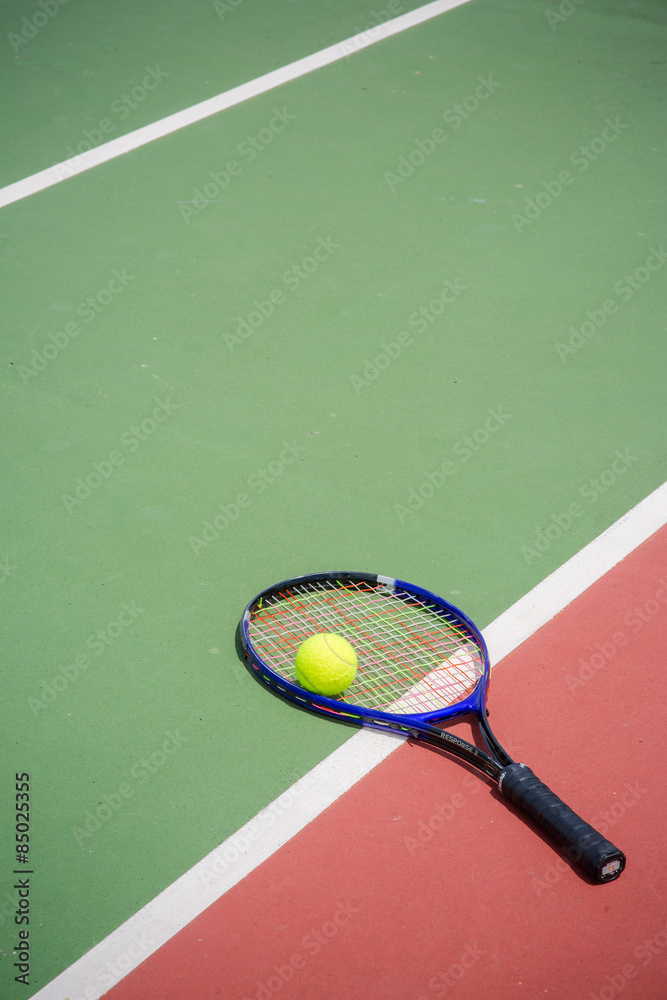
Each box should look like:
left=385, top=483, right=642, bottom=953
left=0, top=0, right=472, bottom=211
left=483, top=479, right=667, bottom=663
left=31, top=481, right=667, bottom=1000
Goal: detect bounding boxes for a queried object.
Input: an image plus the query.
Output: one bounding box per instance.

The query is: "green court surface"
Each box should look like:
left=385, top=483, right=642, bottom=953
left=0, top=0, right=665, bottom=995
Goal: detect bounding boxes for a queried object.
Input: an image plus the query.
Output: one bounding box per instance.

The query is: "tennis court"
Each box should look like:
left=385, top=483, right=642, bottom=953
left=1, top=1, right=666, bottom=997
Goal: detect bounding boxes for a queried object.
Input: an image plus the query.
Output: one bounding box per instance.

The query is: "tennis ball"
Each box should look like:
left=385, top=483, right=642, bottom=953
left=295, top=633, right=358, bottom=697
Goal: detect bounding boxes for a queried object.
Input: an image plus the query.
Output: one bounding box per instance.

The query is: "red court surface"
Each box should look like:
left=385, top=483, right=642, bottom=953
left=103, top=526, right=667, bottom=1000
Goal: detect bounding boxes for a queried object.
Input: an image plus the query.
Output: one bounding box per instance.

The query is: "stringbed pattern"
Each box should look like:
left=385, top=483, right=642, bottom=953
left=248, top=577, right=484, bottom=714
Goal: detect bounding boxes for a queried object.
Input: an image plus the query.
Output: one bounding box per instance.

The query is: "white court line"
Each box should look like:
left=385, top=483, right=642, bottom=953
left=32, top=480, right=667, bottom=1000
left=0, top=0, right=473, bottom=211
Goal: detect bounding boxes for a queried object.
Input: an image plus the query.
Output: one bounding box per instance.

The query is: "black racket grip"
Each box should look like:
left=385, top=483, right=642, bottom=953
left=498, top=763, right=626, bottom=882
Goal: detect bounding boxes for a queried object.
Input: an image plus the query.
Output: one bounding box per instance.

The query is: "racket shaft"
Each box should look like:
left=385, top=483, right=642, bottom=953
left=499, top=763, right=625, bottom=882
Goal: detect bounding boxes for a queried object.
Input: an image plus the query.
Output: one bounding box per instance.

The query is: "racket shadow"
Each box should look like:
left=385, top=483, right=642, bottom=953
left=414, top=714, right=499, bottom=782
left=404, top=732, right=497, bottom=788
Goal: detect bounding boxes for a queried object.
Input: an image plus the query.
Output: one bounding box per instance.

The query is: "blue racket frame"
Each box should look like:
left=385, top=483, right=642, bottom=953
left=240, top=570, right=504, bottom=778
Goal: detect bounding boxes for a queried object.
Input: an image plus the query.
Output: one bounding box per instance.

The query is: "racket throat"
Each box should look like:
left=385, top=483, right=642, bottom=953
left=479, top=716, right=514, bottom=767
left=419, top=724, right=501, bottom=780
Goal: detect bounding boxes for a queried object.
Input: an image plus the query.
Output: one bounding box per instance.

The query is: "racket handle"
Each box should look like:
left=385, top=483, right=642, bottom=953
left=498, top=763, right=626, bottom=882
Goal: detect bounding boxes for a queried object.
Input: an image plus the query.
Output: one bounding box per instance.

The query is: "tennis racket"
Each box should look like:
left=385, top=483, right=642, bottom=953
left=239, top=571, right=626, bottom=883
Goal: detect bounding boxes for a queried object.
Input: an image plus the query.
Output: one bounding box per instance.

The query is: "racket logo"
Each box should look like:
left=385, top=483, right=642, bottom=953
left=447, top=734, right=484, bottom=758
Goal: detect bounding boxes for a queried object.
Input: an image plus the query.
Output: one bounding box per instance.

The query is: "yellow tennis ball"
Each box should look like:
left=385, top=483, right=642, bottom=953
left=295, top=633, right=358, bottom=697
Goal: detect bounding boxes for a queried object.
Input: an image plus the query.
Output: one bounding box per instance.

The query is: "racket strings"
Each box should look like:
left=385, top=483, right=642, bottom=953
left=248, top=579, right=484, bottom=714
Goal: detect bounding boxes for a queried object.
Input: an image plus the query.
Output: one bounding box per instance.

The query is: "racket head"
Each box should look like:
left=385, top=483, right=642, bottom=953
left=240, top=571, right=490, bottom=727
